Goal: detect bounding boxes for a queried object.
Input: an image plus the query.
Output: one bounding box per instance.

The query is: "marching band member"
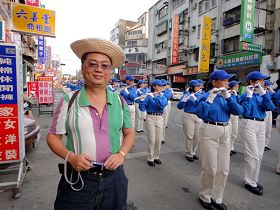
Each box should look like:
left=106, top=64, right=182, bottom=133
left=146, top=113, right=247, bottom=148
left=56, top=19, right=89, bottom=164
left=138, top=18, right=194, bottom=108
left=239, top=71, right=275, bottom=196
left=197, top=70, right=244, bottom=210
left=107, top=78, right=120, bottom=92
left=275, top=79, right=280, bottom=175
left=120, top=75, right=138, bottom=128
left=228, top=80, right=241, bottom=156
left=139, top=79, right=168, bottom=167
left=197, top=79, right=206, bottom=94
left=161, top=79, right=173, bottom=144
left=135, top=80, right=148, bottom=133
left=177, top=80, right=203, bottom=162
left=263, top=80, right=274, bottom=151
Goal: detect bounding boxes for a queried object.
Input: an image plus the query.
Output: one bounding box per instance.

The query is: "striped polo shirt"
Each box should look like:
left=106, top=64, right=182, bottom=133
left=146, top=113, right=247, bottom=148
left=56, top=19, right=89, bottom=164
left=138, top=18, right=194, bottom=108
left=49, top=86, right=132, bottom=162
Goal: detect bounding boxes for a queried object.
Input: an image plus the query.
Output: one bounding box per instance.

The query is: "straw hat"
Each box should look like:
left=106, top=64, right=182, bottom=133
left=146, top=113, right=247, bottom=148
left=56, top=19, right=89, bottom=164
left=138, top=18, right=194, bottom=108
left=70, top=38, right=125, bottom=68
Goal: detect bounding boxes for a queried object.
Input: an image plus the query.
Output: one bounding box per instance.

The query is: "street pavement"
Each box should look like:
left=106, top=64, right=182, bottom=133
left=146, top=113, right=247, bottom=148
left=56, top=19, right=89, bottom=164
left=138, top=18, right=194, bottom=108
left=0, top=89, right=280, bottom=210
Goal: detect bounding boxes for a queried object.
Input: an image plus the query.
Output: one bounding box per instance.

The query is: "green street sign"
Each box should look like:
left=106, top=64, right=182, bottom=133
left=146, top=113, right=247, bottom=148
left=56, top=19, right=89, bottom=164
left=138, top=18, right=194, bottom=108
left=240, top=0, right=255, bottom=43
left=216, top=51, right=262, bottom=68
left=240, top=42, right=262, bottom=53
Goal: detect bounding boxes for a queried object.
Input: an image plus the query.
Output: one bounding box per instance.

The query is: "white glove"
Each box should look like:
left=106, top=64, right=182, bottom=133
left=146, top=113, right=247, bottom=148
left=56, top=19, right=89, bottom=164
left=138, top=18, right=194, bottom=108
left=124, top=88, right=129, bottom=94
left=146, top=92, right=154, bottom=98
left=206, top=88, right=220, bottom=103
left=189, top=93, right=197, bottom=101
left=182, top=95, right=189, bottom=102
left=136, top=89, right=142, bottom=94
left=245, top=85, right=254, bottom=98
left=267, top=87, right=275, bottom=93
left=255, top=84, right=266, bottom=96
left=229, top=90, right=237, bottom=96
left=220, top=87, right=231, bottom=99
left=140, top=96, right=145, bottom=101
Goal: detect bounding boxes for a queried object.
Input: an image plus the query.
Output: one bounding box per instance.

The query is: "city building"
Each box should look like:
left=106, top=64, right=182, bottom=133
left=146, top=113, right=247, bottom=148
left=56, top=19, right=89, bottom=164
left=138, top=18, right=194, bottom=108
left=147, top=0, right=279, bottom=88
left=110, top=19, right=137, bottom=50
left=121, top=12, right=149, bottom=80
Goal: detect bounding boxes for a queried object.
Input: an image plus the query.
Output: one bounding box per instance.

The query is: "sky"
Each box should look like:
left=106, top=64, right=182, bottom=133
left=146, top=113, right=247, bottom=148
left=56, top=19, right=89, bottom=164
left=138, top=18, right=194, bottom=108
left=40, top=0, right=159, bottom=76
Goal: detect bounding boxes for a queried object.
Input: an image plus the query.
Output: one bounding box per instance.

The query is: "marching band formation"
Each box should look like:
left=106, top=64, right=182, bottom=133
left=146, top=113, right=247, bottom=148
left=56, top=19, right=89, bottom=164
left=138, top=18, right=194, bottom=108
left=107, top=70, right=280, bottom=210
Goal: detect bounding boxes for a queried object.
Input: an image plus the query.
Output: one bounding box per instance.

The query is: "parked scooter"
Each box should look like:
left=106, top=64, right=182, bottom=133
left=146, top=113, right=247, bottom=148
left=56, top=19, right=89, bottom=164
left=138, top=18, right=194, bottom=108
left=23, top=89, right=41, bottom=152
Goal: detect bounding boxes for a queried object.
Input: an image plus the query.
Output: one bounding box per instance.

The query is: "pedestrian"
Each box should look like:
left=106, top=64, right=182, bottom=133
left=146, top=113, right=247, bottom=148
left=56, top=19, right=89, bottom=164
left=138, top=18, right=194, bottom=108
left=228, top=80, right=241, bottom=156
left=239, top=71, right=275, bottom=196
left=274, top=79, right=280, bottom=175
left=47, top=38, right=135, bottom=210
left=177, top=80, right=203, bottom=162
left=135, top=80, right=148, bottom=133
left=139, top=79, right=168, bottom=166
left=161, top=79, right=173, bottom=144
left=120, top=75, right=138, bottom=128
left=263, top=80, right=275, bottom=151
left=196, top=70, right=244, bottom=210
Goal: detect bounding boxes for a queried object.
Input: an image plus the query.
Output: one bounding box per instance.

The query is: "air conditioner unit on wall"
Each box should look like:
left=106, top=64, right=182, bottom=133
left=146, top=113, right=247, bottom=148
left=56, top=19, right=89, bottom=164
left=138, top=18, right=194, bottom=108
left=191, top=3, right=197, bottom=10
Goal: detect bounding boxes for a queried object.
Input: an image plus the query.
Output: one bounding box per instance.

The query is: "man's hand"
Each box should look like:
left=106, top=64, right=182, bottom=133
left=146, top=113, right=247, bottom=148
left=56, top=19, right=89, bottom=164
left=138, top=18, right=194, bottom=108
left=68, top=153, right=93, bottom=172
left=104, top=153, right=125, bottom=170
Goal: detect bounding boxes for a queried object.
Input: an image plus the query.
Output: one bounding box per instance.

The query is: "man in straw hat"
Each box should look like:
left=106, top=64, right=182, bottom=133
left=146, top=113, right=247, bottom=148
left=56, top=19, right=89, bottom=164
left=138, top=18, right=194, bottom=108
left=47, top=38, right=135, bottom=210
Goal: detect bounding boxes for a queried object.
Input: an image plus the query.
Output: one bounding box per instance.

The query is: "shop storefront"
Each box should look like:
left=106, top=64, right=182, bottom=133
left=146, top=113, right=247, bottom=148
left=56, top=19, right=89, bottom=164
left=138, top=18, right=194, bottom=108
left=168, top=64, right=186, bottom=89
left=216, top=51, right=262, bottom=84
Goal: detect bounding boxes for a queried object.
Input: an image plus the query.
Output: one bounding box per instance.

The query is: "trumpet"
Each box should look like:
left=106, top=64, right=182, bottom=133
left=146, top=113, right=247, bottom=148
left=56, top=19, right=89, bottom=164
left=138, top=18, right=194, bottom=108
left=114, top=84, right=135, bottom=94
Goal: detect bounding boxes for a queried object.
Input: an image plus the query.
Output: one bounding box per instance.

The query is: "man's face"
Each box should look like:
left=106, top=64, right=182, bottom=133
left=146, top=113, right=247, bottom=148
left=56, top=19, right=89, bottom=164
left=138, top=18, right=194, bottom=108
left=232, top=84, right=239, bottom=91
left=82, top=53, right=112, bottom=87
left=213, top=79, right=229, bottom=88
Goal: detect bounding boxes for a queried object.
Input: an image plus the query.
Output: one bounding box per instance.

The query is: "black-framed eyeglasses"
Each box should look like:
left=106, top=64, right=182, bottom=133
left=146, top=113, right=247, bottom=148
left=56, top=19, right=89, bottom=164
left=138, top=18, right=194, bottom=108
left=84, top=62, right=111, bottom=71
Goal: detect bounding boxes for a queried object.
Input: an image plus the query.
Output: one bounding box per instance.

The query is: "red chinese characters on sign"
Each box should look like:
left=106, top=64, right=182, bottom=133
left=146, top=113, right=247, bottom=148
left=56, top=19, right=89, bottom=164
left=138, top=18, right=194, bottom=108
left=38, top=76, right=53, bottom=104
left=0, top=104, right=20, bottom=162
left=171, top=15, right=179, bottom=64
left=27, top=81, right=38, bottom=98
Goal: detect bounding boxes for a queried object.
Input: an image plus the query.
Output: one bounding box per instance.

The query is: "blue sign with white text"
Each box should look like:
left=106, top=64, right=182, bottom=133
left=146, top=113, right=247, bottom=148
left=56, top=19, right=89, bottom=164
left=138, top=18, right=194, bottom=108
left=0, top=45, right=17, bottom=104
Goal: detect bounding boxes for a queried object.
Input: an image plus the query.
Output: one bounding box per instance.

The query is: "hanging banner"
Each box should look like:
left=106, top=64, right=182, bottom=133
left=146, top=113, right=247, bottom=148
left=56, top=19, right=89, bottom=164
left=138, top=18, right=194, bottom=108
left=0, top=44, right=24, bottom=163
left=171, top=15, right=179, bottom=64
left=240, top=0, right=255, bottom=43
left=37, top=76, right=53, bottom=104
left=11, top=3, right=56, bottom=37
left=198, top=16, right=212, bottom=73
left=37, top=35, right=45, bottom=64
left=27, top=81, right=38, bottom=98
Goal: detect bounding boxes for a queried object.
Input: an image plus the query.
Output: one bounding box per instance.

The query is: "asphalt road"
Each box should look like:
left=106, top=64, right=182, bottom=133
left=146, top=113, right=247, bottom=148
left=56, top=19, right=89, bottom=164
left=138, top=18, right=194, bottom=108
left=0, top=91, right=279, bottom=210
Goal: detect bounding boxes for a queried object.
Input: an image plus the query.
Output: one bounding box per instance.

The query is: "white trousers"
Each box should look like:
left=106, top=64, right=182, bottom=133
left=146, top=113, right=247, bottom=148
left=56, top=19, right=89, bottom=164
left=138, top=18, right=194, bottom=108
left=182, top=112, right=202, bottom=157
left=199, top=122, right=230, bottom=204
left=128, top=104, right=135, bottom=128
left=146, top=114, right=163, bottom=161
left=135, top=103, right=145, bottom=131
left=162, top=101, right=171, bottom=141
left=229, top=115, right=239, bottom=151
left=276, top=116, right=280, bottom=173
left=265, top=111, right=272, bottom=147
left=239, top=119, right=265, bottom=187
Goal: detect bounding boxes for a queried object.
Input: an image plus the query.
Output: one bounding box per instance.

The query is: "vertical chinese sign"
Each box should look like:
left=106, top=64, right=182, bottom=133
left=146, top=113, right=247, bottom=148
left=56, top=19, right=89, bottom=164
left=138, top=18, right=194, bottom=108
left=171, top=15, right=179, bottom=64
left=37, top=76, right=53, bottom=104
left=27, top=81, right=38, bottom=98
left=37, top=35, right=44, bottom=64
left=0, top=44, right=22, bottom=163
left=198, top=16, right=212, bottom=73
left=11, top=3, right=56, bottom=37
left=240, top=0, right=255, bottom=43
